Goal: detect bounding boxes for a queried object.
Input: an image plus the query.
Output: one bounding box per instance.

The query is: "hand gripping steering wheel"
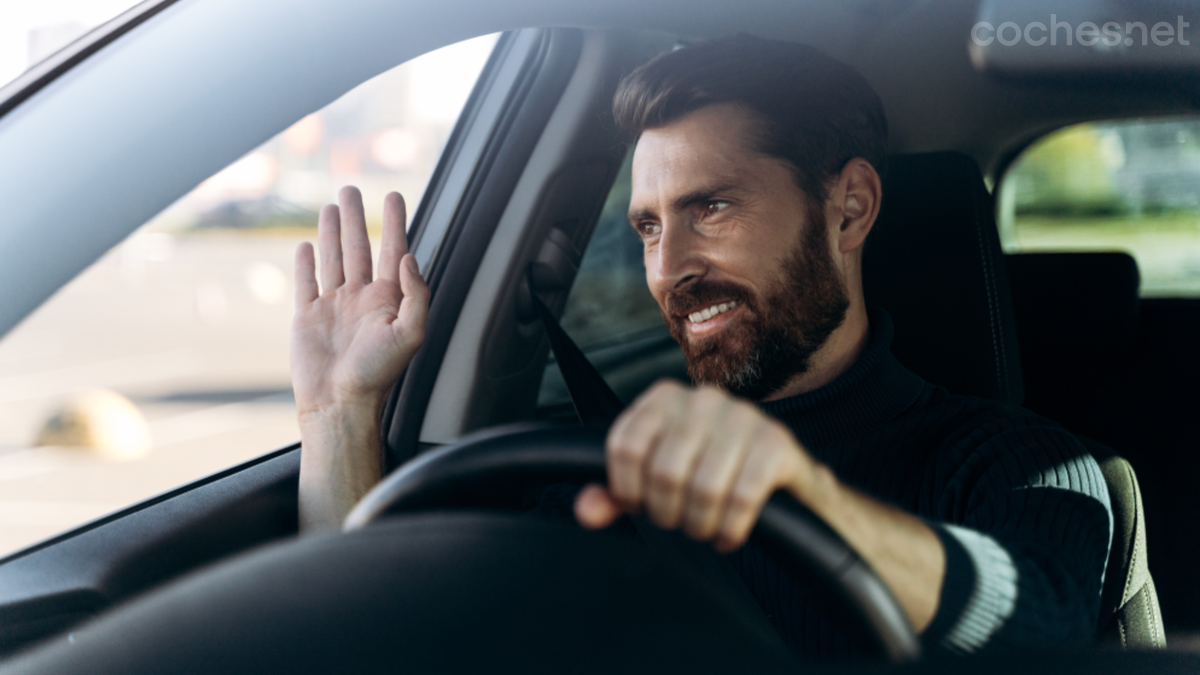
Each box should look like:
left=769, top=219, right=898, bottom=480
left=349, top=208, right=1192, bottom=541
left=344, top=423, right=921, bottom=663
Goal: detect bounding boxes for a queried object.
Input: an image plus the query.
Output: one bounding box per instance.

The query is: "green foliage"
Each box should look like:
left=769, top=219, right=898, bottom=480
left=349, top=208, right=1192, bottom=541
left=1009, top=124, right=1126, bottom=217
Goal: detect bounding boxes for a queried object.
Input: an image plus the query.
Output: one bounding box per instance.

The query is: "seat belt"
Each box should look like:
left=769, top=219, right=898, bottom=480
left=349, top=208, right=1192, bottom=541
left=529, top=287, right=623, bottom=426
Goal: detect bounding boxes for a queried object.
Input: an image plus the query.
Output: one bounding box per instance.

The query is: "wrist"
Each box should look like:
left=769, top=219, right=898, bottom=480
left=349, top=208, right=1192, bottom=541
left=789, top=457, right=843, bottom=522
left=296, top=388, right=388, bottom=424
left=297, top=397, right=386, bottom=532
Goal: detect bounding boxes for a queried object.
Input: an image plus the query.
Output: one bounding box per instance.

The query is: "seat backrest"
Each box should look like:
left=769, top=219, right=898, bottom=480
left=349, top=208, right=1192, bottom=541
left=1005, top=252, right=1164, bottom=648
left=1005, top=251, right=1141, bottom=456
left=1007, top=251, right=1140, bottom=379
left=1080, top=438, right=1166, bottom=649
left=864, top=152, right=1024, bottom=404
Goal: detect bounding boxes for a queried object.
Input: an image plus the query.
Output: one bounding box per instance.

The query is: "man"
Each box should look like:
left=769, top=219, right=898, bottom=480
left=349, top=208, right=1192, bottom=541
left=290, top=35, right=1112, bottom=661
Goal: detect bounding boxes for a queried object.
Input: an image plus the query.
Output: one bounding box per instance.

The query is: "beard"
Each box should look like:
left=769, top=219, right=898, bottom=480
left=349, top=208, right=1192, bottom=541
left=661, top=204, right=850, bottom=400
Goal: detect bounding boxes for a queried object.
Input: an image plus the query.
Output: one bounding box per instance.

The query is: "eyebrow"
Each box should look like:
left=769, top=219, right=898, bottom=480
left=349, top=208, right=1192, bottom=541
left=627, top=182, right=741, bottom=225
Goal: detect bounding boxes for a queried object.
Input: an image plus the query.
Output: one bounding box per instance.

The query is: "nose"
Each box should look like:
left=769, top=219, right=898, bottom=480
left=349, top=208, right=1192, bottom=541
left=652, top=218, right=707, bottom=295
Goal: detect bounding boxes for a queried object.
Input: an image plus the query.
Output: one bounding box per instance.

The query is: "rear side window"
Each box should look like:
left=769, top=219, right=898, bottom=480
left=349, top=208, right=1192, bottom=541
left=0, top=36, right=496, bottom=558
left=997, top=117, right=1200, bottom=297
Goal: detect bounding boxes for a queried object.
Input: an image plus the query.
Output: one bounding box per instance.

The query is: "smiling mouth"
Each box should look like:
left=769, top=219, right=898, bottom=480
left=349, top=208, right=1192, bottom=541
left=687, top=300, right=741, bottom=324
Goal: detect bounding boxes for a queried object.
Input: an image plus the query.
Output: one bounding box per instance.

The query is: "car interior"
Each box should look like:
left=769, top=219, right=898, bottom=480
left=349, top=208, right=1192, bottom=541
left=2, top=0, right=1200, bottom=671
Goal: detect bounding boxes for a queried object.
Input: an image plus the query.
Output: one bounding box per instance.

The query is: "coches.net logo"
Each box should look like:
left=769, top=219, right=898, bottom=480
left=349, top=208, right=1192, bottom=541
left=972, top=15, right=1190, bottom=48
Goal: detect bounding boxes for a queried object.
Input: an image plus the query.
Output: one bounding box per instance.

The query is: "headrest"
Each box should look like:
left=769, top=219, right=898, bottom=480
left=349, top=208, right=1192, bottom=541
left=1006, top=252, right=1140, bottom=363
left=863, top=152, right=1024, bottom=404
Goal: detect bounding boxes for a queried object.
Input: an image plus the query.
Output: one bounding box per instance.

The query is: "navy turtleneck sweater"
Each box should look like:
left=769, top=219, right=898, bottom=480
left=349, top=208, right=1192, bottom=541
left=544, top=309, right=1112, bottom=662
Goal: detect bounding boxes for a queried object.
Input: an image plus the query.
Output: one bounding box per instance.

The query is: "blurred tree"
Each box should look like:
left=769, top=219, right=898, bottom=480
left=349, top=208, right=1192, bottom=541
left=1010, top=124, right=1124, bottom=217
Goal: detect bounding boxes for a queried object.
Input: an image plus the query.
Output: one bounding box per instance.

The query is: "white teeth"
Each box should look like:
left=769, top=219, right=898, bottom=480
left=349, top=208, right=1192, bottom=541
left=688, top=300, right=740, bottom=324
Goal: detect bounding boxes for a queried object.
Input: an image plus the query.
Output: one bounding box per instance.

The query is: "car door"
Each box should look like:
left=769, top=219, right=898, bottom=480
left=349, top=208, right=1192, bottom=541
left=0, top=15, right=588, bottom=656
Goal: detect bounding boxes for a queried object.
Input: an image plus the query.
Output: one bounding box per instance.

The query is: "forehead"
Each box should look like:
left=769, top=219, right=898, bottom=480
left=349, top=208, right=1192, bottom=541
left=630, top=104, right=764, bottom=201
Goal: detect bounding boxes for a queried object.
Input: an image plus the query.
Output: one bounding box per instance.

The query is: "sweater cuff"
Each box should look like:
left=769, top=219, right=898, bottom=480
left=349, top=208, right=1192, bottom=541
left=924, top=524, right=1018, bottom=654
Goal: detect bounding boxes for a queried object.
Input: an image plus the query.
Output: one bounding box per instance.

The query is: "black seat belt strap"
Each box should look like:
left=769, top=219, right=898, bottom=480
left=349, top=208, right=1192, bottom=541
left=528, top=278, right=623, bottom=427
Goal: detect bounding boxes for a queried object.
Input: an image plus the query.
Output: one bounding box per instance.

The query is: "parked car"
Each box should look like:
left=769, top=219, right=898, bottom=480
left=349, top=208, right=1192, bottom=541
left=2, top=0, right=1200, bottom=672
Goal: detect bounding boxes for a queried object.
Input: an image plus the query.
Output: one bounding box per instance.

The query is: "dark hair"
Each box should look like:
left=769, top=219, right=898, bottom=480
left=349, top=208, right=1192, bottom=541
left=613, top=34, right=888, bottom=204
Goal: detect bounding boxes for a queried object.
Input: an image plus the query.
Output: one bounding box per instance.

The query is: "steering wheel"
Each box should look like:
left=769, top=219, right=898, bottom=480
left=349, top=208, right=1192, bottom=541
left=344, top=423, right=921, bottom=663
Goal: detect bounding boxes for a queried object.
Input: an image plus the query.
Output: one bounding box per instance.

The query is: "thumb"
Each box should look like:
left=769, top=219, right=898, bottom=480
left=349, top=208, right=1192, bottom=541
left=574, top=483, right=622, bottom=530
left=396, top=254, right=429, bottom=337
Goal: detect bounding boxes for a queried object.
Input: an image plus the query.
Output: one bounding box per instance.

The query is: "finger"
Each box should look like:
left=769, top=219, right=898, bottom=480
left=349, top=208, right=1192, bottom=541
left=395, top=255, right=429, bottom=347
left=715, top=425, right=797, bottom=552
left=338, top=185, right=373, bottom=285
left=644, top=388, right=729, bottom=529
left=318, top=204, right=345, bottom=292
left=574, top=484, right=622, bottom=530
left=681, top=404, right=759, bottom=541
left=605, top=382, right=684, bottom=511
left=294, top=242, right=318, bottom=308
left=378, top=192, right=408, bottom=285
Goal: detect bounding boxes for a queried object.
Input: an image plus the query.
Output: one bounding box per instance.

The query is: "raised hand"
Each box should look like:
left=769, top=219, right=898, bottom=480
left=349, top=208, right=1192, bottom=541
left=291, top=187, right=429, bottom=531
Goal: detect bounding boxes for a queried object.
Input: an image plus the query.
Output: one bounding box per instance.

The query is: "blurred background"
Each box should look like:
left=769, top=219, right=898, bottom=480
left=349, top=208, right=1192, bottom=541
left=0, top=0, right=495, bottom=556
left=999, top=118, right=1200, bottom=297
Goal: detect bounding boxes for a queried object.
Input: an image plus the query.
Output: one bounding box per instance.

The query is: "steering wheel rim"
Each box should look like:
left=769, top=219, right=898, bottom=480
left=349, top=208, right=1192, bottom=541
left=344, top=422, right=921, bottom=663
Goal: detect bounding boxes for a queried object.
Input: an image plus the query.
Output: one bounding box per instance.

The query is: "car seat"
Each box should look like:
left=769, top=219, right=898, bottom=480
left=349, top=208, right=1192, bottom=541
left=864, top=153, right=1163, bottom=648
left=1006, top=251, right=1165, bottom=648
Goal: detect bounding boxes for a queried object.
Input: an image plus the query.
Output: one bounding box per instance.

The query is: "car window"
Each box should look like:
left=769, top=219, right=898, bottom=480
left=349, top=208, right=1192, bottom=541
left=997, top=116, right=1200, bottom=297
left=536, top=152, right=689, bottom=417
left=0, top=0, right=143, bottom=88
left=0, top=35, right=497, bottom=557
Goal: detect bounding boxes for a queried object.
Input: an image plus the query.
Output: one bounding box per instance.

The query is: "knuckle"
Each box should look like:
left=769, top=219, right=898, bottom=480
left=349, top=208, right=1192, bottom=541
left=647, top=380, right=673, bottom=396
left=758, top=421, right=792, bottom=448
left=647, top=463, right=685, bottom=492
left=655, top=378, right=682, bottom=391
left=608, top=438, right=646, bottom=465
left=689, top=481, right=724, bottom=509
left=647, top=379, right=684, bottom=400
left=730, top=401, right=762, bottom=424
left=726, top=489, right=760, bottom=514
left=692, top=387, right=727, bottom=411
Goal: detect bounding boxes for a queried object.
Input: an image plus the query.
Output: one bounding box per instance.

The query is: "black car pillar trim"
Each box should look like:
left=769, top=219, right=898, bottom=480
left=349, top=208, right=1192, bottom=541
left=385, top=29, right=584, bottom=468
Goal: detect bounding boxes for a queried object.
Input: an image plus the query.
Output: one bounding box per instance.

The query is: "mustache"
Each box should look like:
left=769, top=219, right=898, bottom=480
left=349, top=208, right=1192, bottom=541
left=664, top=279, right=754, bottom=318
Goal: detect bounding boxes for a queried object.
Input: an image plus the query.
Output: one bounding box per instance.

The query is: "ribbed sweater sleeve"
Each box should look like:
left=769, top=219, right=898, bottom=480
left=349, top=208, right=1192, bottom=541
left=922, top=417, right=1112, bottom=654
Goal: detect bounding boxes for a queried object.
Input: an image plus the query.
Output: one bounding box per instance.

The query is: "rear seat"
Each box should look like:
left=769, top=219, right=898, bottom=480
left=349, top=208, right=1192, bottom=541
left=1005, top=251, right=1166, bottom=647
left=1006, top=251, right=1140, bottom=435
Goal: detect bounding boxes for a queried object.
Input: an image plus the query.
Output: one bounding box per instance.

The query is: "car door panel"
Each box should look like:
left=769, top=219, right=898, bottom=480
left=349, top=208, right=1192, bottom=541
left=0, top=447, right=298, bottom=657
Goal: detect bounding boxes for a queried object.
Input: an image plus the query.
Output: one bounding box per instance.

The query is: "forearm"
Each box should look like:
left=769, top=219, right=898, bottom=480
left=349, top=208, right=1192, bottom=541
left=298, top=398, right=386, bottom=532
left=794, top=465, right=945, bottom=633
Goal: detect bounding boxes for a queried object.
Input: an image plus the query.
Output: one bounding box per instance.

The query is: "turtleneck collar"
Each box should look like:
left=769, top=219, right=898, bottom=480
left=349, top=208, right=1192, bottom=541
left=758, top=308, right=926, bottom=449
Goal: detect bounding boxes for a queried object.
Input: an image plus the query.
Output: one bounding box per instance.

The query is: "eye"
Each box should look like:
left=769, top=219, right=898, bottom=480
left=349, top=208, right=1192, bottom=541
left=704, top=200, right=730, bottom=216
left=638, top=222, right=662, bottom=237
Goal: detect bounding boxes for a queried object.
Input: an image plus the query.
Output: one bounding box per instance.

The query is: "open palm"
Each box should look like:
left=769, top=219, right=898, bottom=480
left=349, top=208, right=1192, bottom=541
left=290, top=188, right=429, bottom=418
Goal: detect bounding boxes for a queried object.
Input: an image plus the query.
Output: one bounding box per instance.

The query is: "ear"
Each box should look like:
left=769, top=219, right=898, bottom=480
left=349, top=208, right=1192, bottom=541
left=832, top=158, right=882, bottom=254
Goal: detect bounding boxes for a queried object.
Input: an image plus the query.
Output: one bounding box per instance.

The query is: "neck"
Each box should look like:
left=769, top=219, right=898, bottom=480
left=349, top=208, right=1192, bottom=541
left=760, top=300, right=870, bottom=402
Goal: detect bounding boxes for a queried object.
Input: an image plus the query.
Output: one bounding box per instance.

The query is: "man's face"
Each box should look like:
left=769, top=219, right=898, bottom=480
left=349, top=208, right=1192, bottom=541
left=628, top=104, right=849, bottom=400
